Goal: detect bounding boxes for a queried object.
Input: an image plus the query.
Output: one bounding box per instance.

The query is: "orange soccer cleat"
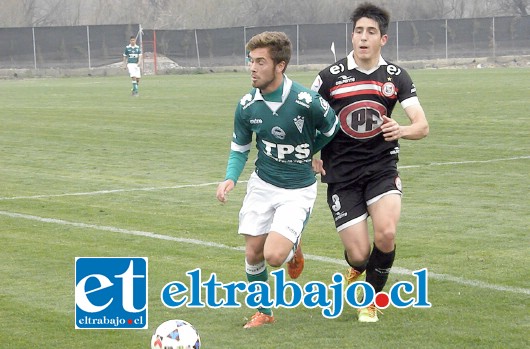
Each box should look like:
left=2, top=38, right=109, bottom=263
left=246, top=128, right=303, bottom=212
left=287, top=242, right=304, bottom=279
left=243, top=311, right=275, bottom=329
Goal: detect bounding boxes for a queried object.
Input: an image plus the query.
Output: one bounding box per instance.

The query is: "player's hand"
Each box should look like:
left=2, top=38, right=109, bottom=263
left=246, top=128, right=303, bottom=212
left=216, top=179, right=235, bottom=203
left=312, top=158, right=326, bottom=176
left=381, top=115, right=401, bottom=141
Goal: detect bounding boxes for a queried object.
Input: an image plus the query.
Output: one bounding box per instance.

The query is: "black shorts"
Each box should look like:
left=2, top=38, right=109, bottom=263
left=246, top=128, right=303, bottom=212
left=326, top=167, right=402, bottom=231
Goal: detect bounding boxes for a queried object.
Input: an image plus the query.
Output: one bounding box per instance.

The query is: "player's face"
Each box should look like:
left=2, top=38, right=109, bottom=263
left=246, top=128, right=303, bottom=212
left=248, top=47, right=285, bottom=94
left=130, top=38, right=136, bottom=46
left=352, top=17, right=387, bottom=68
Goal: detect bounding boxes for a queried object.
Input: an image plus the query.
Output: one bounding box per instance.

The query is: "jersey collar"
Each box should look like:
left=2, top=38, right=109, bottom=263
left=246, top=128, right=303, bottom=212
left=347, top=51, right=387, bottom=74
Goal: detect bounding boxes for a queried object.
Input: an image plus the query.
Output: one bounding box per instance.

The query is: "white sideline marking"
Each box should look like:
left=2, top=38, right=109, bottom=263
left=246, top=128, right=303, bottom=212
left=399, top=155, right=529, bottom=169
left=0, top=156, right=528, bottom=201
left=1, top=210, right=529, bottom=296
left=0, top=182, right=221, bottom=201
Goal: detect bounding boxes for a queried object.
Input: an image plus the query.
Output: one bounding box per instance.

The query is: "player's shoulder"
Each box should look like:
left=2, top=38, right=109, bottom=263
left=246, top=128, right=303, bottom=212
left=380, top=59, right=411, bottom=78
left=317, top=57, right=349, bottom=78
left=290, top=80, right=322, bottom=104
left=290, top=79, right=317, bottom=96
left=237, top=88, right=258, bottom=110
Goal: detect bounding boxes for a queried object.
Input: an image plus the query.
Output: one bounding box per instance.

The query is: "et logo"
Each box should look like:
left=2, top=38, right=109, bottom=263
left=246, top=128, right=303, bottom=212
left=75, top=257, right=148, bottom=329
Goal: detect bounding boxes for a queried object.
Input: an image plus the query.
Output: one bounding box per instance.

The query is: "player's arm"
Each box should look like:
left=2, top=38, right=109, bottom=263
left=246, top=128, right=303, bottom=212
left=381, top=99, right=429, bottom=141
left=216, top=106, right=252, bottom=203
left=382, top=70, right=429, bottom=142
left=313, top=96, right=339, bottom=153
left=310, top=73, right=335, bottom=175
left=310, top=74, right=330, bottom=99
left=216, top=149, right=249, bottom=203
left=122, top=51, right=127, bottom=68
left=401, top=103, right=429, bottom=140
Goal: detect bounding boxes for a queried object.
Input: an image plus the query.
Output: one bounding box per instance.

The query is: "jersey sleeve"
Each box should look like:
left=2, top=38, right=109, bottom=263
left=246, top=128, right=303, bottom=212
left=396, top=68, right=420, bottom=108
left=312, top=94, right=339, bottom=153
left=224, top=101, right=252, bottom=183
left=311, top=74, right=328, bottom=99
left=231, top=101, right=252, bottom=152
left=224, top=150, right=248, bottom=183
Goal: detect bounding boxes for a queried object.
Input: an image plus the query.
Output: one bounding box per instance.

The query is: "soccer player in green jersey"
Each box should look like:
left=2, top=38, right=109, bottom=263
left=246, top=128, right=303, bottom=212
left=122, top=36, right=142, bottom=96
left=216, top=31, right=340, bottom=329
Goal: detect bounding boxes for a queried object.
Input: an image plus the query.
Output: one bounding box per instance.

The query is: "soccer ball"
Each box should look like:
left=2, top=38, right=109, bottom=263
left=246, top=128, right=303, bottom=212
left=151, top=319, right=201, bottom=349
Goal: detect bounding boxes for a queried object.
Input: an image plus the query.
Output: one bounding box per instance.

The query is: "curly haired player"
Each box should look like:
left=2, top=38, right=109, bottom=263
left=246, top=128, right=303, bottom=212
left=217, top=31, right=339, bottom=328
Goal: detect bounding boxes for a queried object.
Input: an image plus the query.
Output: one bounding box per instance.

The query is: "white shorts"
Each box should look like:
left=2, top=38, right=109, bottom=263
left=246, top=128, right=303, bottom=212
left=127, top=63, right=141, bottom=78
left=238, top=172, right=317, bottom=244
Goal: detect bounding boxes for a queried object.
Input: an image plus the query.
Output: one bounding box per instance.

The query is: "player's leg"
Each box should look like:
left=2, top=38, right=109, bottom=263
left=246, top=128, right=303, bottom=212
left=358, top=173, right=402, bottom=322
left=238, top=173, right=275, bottom=328
left=365, top=171, right=402, bottom=292
left=339, top=220, right=371, bottom=280
left=134, top=65, right=141, bottom=94
left=265, top=182, right=316, bottom=278
left=128, top=64, right=140, bottom=95
left=327, top=182, right=371, bottom=282
left=127, top=64, right=136, bottom=95
left=366, top=192, right=401, bottom=292
left=244, top=234, right=268, bottom=290
left=243, top=234, right=275, bottom=328
left=263, top=232, right=294, bottom=267
left=132, top=78, right=138, bottom=95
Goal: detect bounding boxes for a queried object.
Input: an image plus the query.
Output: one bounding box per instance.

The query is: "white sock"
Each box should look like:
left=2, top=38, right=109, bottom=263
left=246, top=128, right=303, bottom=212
left=245, top=259, right=266, bottom=275
left=282, top=249, right=295, bottom=265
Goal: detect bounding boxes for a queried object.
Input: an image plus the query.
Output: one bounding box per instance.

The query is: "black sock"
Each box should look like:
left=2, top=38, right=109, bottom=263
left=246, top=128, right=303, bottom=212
left=365, top=244, right=395, bottom=293
left=344, top=250, right=367, bottom=274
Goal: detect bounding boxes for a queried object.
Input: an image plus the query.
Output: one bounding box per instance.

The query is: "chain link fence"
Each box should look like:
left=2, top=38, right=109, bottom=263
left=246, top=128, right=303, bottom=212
left=0, top=16, right=528, bottom=72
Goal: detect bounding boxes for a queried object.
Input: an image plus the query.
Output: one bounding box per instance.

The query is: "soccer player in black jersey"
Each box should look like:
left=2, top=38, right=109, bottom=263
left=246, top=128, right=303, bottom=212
left=311, top=2, right=429, bottom=322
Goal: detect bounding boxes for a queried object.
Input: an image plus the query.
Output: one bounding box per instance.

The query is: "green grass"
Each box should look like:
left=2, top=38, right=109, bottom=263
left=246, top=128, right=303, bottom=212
left=0, top=68, right=529, bottom=348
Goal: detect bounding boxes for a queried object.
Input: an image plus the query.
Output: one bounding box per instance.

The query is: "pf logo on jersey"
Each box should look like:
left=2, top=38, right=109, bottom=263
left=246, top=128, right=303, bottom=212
left=338, top=100, right=387, bottom=139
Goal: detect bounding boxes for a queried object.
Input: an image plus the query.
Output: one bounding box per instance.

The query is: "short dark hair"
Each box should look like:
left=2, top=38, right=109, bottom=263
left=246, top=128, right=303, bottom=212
left=350, top=3, right=390, bottom=36
left=130, top=35, right=135, bottom=39
left=246, top=31, right=291, bottom=70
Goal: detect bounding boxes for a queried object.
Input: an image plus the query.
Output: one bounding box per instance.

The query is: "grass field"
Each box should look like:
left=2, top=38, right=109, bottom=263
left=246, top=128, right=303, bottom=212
left=1, top=67, right=529, bottom=348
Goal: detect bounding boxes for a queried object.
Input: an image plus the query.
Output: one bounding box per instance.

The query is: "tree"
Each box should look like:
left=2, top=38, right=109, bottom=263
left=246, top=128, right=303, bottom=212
left=501, top=0, right=529, bottom=15
left=0, top=0, right=528, bottom=28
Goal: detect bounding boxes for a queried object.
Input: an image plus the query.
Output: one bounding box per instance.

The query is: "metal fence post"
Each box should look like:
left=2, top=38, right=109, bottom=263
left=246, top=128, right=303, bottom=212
left=32, top=27, right=37, bottom=70
left=445, top=19, right=448, bottom=60
left=491, top=17, right=497, bottom=58
left=87, top=26, right=91, bottom=69
left=396, top=21, right=399, bottom=62
left=195, top=29, right=200, bottom=68
left=296, top=24, right=299, bottom=66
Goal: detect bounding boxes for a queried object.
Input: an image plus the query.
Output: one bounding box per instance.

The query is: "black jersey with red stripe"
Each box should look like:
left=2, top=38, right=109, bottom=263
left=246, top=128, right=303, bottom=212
left=311, top=53, right=419, bottom=183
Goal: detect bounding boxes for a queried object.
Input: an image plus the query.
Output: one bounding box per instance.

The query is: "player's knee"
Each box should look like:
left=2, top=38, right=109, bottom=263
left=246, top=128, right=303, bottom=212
left=375, top=228, right=396, bottom=248
left=346, top=246, right=370, bottom=265
left=263, top=250, right=284, bottom=267
left=245, top=249, right=263, bottom=265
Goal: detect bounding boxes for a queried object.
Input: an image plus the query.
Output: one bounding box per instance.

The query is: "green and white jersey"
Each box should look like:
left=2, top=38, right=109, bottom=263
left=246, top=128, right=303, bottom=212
left=231, top=75, right=338, bottom=189
left=123, top=44, right=141, bottom=64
